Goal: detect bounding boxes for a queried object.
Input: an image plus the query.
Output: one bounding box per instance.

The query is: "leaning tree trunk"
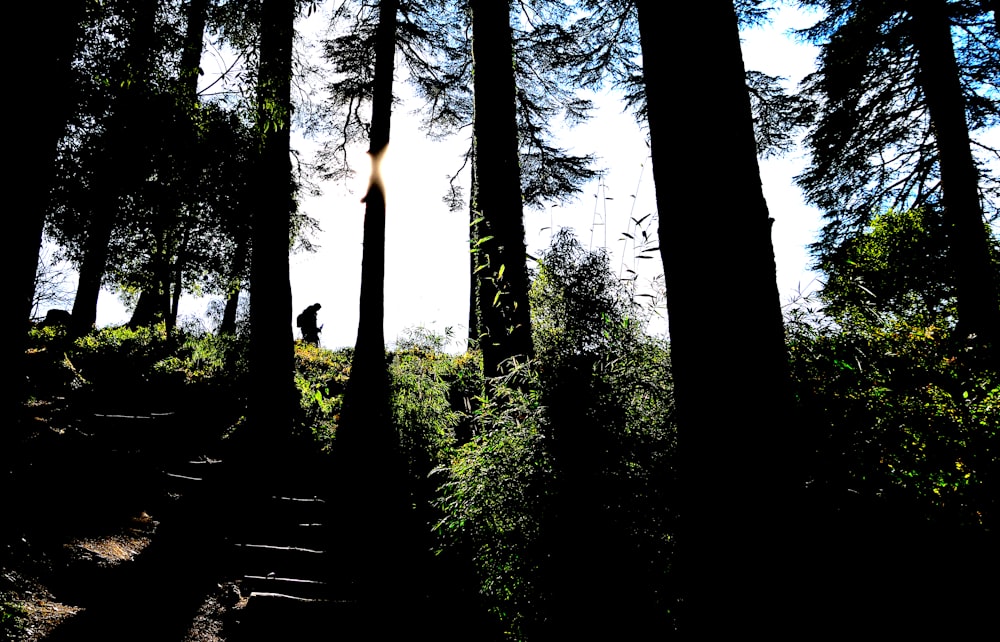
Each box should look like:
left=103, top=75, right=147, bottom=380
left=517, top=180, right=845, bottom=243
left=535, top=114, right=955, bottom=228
left=220, top=231, right=249, bottom=335
left=247, top=0, right=297, bottom=442
left=469, top=0, right=533, bottom=379
left=911, top=0, right=1000, bottom=351
left=637, top=0, right=798, bottom=634
left=8, top=0, right=87, bottom=417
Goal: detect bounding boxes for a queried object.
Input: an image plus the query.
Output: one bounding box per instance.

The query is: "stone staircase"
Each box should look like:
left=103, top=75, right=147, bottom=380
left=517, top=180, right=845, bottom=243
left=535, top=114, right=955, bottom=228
left=225, top=487, right=364, bottom=639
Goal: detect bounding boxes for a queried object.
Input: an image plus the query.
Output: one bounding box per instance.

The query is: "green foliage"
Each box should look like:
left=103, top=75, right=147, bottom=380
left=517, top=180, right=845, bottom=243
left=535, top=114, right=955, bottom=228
left=433, top=230, right=675, bottom=637
left=293, top=342, right=352, bottom=449
left=31, top=323, right=176, bottom=394
left=432, top=366, right=550, bottom=638
left=390, top=332, right=480, bottom=476
left=818, top=208, right=1000, bottom=325
left=153, top=331, right=248, bottom=384
left=787, top=299, right=998, bottom=527
left=0, top=596, right=26, bottom=642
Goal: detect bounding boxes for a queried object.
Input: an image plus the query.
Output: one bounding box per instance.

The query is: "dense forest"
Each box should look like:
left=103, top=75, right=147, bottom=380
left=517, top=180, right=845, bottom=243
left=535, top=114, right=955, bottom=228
left=4, top=0, right=999, bottom=640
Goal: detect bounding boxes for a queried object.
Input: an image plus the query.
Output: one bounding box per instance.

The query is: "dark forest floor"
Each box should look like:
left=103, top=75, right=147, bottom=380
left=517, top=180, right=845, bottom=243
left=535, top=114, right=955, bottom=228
left=2, top=397, right=250, bottom=642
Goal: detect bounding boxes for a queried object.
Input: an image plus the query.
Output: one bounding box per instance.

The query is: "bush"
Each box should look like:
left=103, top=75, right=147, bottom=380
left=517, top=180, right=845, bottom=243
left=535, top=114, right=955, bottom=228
left=432, top=366, right=550, bottom=638
left=0, top=597, right=26, bottom=642
left=432, top=230, right=676, bottom=637
left=787, top=295, right=998, bottom=527
left=293, top=342, right=352, bottom=450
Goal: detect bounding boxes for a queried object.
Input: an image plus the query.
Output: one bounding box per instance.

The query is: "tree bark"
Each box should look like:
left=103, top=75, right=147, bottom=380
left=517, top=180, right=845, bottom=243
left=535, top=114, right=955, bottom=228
left=469, top=0, right=533, bottom=378
left=180, top=0, right=209, bottom=98
left=8, top=0, right=87, bottom=416
left=637, top=0, right=797, bottom=632
left=220, top=232, right=249, bottom=335
left=248, top=0, right=297, bottom=440
left=911, top=0, right=1000, bottom=349
left=332, top=0, right=427, bottom=621
left=338, top=0, right=399, bottom=440
left=468, top=157, right=481, bottom=345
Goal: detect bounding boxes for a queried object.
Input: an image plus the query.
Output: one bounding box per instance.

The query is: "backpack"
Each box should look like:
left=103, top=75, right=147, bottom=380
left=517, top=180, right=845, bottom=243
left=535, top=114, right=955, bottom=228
left=296, top=312, right=304, bottom=328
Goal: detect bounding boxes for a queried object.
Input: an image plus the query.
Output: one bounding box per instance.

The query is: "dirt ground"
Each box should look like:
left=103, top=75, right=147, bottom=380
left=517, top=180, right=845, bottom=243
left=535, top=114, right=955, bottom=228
left=3, top=403, right=245, bottom=641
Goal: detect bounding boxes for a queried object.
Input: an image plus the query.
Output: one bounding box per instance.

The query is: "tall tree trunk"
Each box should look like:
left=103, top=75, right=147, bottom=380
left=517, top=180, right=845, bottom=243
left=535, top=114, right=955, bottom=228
left=8, top=0, right=87, bottom=416
left=131, top=0, right=209, bottom=331
left=70, top=0, right=160, bottom=336
left=338, top=0, right=400, bottom=441
left=248, top=0, right=297, bottom=441
left=637, top=0, right=797, bottom=633
left=181, top=0, right=209, bottom=99
left=71, top=206, right=118, bottom=335
left=469, top=0, right=533, bottom=378
left=333, top=0, right=426, bottom=624
left=468, top=157, right=481, bottom=345
left=911, top=0, right=1000, bottom=351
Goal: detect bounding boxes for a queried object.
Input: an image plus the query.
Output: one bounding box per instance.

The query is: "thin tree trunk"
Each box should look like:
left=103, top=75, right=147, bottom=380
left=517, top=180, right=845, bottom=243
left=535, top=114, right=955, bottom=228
left=333, top=0, right=426, bottom=623
left=338, top=0, right=399, bottom=440
left=637, top=0, right=797, bottom=633
left=468, top=157, right=481, bottom=345
left=132, top=0, right=209, bottom=333
left=220, top=232, right=248, bottom=335
left=469, top=0, right=533, bottom=378
left=911, top=0, right=1000, bottom=350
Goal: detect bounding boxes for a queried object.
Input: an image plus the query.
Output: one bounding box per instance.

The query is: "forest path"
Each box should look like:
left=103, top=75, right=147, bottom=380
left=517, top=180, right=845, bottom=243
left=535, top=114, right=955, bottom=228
left=8, top=398, right=377, bottom=641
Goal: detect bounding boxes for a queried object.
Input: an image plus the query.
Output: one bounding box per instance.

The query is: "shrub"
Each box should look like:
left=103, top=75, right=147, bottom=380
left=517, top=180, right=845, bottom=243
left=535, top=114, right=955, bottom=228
left=433, top=230, right=677, bottom=637
left=787, top=295, right=998, bottom=527
left=293, top=343, right=352, bottom=450
left=0, top=597, right=26, bottom=642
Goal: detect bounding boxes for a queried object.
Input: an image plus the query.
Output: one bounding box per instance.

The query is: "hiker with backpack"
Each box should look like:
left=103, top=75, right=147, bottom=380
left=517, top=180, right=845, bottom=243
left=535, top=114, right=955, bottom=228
left=296, top=303, right=323, bottom=345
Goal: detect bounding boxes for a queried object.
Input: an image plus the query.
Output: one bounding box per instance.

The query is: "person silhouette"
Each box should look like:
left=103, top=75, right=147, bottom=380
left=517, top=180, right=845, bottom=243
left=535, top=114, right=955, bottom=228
left=296, top=303, right=323, bottom=345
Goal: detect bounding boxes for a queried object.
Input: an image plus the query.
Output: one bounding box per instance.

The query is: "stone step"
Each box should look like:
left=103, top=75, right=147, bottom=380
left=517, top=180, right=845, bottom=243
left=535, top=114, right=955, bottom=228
left=241, top=574, right=341, bottom=601
left=233, top=592, right=363, bottom=641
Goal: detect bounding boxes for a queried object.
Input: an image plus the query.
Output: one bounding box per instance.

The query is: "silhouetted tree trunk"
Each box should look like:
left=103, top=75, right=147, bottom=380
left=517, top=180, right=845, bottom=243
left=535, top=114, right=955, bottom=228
left=332, top=0, right=428, bottom=625
left=636, top=0, right=797, bottom=633
left=8, top=0, right=87, bottom=416
left=335, top=0, right=400, bottom=467
left=911, top=0, right=1000, bottom=350
left=248, top=0, right=297, bottom=440
left=180, top=0, right=209, bottom=97
left=219, top=232, right=249, bottom=335
left=339, top=0, right=400, bottom=436
left=71, top=0, right=160, bottom=336
left=130, top=0, right=209, bottom=332
left=468, top=158, right=481, bottom=345
left=469, top=0, right=533, bottom=378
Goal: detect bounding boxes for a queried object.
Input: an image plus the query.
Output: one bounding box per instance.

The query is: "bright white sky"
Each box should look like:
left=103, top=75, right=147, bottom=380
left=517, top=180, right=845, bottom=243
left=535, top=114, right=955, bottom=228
left=90, top=5, right=825, bottom=351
